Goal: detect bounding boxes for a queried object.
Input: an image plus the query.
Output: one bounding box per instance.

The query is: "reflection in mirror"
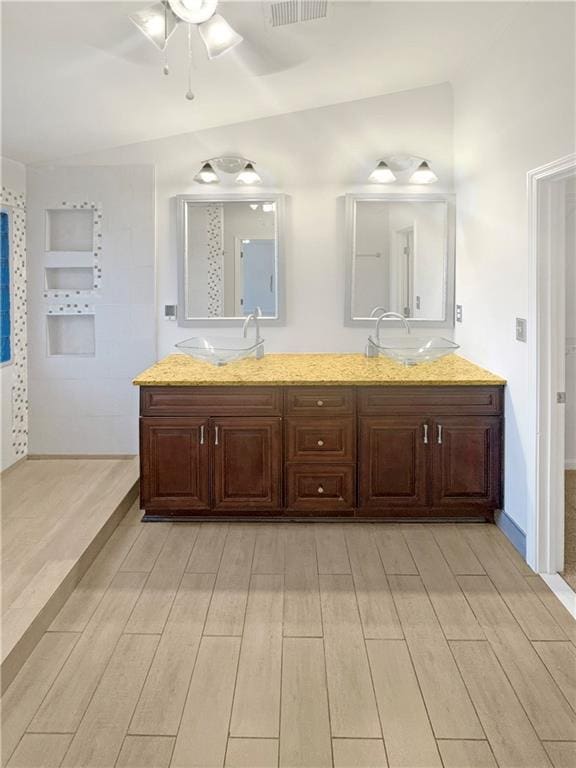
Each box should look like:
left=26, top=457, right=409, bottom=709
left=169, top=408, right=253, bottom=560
left=181, top=199, right=279, bottom=320
left=351, top=198, right=451, bottom=322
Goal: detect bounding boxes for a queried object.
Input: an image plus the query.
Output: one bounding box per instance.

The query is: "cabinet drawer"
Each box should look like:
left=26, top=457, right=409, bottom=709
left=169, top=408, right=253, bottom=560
left=286, top=464, right=356, bottom=512
left=141, top=386, right=282, bottom=416
left=286, top=417, right=355, bottom=462
left=285, top=387, right=355, bottom=415
left=358, top=386, right=503, bottom=416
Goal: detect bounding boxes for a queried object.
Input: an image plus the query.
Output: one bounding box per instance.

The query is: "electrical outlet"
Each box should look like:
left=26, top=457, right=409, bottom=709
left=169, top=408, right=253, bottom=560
left=455, top=305, right=463, bottom=323
left=516, top=317, right=527, bottom=342
left=164, top=304, right=177, bottom=321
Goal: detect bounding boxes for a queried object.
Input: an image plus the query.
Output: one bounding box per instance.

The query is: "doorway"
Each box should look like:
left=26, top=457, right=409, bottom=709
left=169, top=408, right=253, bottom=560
left=234, top=237, right=276, bottom=316
left=527, top=154, right=576, bottom=593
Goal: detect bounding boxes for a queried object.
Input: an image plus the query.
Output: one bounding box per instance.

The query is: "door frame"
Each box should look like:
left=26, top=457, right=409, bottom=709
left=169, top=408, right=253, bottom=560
left=527, top=153, right=576, bottom=573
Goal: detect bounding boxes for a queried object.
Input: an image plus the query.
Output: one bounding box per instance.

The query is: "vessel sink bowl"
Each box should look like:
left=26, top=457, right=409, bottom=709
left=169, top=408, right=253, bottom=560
left=175, top=336, right=264, bottom=366
left=368, top=335, right=460, bottom=366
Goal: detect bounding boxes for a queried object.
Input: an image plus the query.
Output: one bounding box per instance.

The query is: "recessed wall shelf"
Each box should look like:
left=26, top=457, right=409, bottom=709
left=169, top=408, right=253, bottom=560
left=45, top=266, right=95, bottom=292
left=47, top=313, right=95, bottom=357
left=46, top=208, right=95, bottom=252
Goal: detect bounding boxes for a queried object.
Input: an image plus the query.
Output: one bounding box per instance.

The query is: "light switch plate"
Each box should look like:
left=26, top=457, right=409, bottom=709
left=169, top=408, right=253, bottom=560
left=516, top=317, right=527, bottom=342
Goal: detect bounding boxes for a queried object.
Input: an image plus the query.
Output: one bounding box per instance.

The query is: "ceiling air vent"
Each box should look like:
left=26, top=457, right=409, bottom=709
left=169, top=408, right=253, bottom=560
left=266, top=0, right=329, bottom=27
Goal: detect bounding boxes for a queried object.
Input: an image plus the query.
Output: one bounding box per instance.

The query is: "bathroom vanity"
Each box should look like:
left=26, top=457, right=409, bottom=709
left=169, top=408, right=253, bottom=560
left=134, top=354, right=505, bottom=522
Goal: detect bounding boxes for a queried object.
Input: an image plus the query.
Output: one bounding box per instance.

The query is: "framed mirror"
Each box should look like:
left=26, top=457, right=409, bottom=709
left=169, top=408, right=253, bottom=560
left=177, top=194, right=285, bottom=324
left=345, top=194, right=455, bottom=327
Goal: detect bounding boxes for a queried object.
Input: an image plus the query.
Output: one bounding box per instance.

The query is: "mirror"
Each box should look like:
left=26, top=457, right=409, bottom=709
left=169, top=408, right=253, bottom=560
left=177, top=195, right=284, bottom=324
left=346, top=194, right=455, bottom=327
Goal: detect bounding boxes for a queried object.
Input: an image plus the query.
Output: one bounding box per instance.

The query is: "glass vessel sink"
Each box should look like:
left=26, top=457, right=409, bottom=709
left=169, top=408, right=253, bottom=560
left=367, top=335, right=460, bottom=366
left=175, top=336, right=264, bottom=366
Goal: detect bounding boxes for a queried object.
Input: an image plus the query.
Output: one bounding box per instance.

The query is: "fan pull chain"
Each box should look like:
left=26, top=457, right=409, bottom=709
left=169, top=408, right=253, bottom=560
left=185, top=24, right=195, bottom=101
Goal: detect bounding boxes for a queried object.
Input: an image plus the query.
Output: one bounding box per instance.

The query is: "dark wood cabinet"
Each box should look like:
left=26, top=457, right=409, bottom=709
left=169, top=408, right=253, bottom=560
left=139, top=384, right=504, bottom=521
left=140, top=417, right=210, bottom=512
left=359, top=416, right=428, bottom=510
left=431, top=416, right=502, bottom=509
left=212, top=417, right=282, bottom=512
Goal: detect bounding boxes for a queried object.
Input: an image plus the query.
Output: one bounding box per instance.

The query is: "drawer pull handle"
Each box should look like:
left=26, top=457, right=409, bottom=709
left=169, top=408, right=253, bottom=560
left=317, top=485, right=324, bottom=494
left=437, top=424, right=443, bottom=445
left=317, top=439, right=325, bottom=447
left=317, top=400, right=324, bottom=407
left=423, top=424, right=428, bottom=444
left=200, top=425, right=205, bottom=445
left=215, top=425, right=220, bottom=446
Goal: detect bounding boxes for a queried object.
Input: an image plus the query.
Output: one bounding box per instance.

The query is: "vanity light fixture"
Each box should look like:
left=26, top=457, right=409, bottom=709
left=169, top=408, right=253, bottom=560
left=236, top=163, right=262, bottom=185
left=193, top=157, right=262, bottom=185
left=194, top=162, right=219, bottom=184
left=408, top=161, right=439, bottom=185
left=369, top=161, right=397, bottom=184
left=368, top=155, right=439, bottom=185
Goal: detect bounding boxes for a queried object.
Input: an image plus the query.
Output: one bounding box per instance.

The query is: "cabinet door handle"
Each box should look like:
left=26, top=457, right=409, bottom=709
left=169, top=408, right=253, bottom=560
left=423, top=424, right=428, bottom=444
left=437, top=424, right=443, bottom=445
left=214, top=425, right=219, bottom=446
left=200, top=424, right=205, bottom=445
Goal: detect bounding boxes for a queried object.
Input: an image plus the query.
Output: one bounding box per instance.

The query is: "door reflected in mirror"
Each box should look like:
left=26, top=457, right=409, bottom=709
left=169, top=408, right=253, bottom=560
left=180, top=198, right=281, bottom=321
left=350, top=197, right=453, bottom=323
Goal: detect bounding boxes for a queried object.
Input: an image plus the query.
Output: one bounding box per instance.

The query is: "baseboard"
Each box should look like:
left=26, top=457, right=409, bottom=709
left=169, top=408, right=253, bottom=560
left=27, top=454, right=137, bottom=460
left=566, top=460, right=576, bottom=471
left=495, top=509, right=527, bottom=558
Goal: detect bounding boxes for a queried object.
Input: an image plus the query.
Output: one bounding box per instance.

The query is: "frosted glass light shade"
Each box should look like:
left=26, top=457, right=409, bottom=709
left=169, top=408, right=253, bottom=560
left=194, top=162, right=219, bottom=184
left=198, top=14, right=243, bottom=59
left=169, top=0, right=218, bottom=23
left=129, top=2, right=181, bottom=50
left=409, top=161, right=438, bottom=184
left=236, top=163, right=262, bottom=185
left=369, top=161, right=396, bottom=184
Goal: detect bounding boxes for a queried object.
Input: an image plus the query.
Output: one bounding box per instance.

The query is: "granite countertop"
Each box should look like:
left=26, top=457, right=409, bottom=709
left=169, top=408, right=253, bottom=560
left=133, top=353, right=506, bottom=387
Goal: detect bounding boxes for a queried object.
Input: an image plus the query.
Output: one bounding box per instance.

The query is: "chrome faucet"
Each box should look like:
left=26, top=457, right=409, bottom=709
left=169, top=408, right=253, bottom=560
left=242, top=306, right=264, bottom=359
left=373, top=311, right=411, bottom=343
left=366, top=308, right=411, bottom=357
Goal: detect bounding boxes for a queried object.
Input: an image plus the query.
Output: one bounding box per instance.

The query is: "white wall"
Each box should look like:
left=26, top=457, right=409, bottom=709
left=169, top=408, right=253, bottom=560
left=26, top=166, right=156, bottom=454
left=566, top=179, right=576, bottom=469
left=1, top=156, right=27, bottom=471
left=49, top=83, right=454, bottom=354
left=453, top=2, right=576, bottom=536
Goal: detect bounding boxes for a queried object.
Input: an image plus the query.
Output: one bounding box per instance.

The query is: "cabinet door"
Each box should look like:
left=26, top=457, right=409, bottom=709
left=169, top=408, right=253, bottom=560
left=359, top=416, right=428, bottom=509
left=140, top=417, right=210, bottom=510
left=212, top=417, right=282, bottom=511
left=431, top=416, right=502, bottom=509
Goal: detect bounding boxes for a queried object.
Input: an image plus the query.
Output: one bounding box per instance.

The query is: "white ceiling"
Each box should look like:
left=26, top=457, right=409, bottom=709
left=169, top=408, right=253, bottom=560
left=2, top=1, right=525, bottom=164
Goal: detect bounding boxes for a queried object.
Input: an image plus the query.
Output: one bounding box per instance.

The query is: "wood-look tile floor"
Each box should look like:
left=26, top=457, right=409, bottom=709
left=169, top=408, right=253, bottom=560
left=2, top=506, right=576, bottom=768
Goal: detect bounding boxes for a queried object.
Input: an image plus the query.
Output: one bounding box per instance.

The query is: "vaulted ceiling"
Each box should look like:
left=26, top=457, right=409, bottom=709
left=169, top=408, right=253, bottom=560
left=2, top=1, right=526, bottom=163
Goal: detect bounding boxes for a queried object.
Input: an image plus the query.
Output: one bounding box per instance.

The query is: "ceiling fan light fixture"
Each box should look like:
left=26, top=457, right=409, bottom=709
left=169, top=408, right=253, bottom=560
left=409, top=161, right=438, bottom=185
left=129, top=1, right=181, bottom=50
left=369, top=160, right=396, bottom=184
left=236, top=162, right=262, bottom=185
left=168, top=0, right=218, bottom=24
left=198, top=14, right=243, bottom=59
left=194, top=162, right=219, bottom=184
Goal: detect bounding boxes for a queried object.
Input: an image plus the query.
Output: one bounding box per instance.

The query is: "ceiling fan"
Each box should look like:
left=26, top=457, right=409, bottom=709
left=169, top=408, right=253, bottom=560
left=130, top=0, right=243, bottom=98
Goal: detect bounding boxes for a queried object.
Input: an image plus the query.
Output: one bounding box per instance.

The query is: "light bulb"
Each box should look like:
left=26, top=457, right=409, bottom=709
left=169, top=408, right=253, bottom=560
left=409, top=161, right=438, bottom=184
left=369, top=161, right=396, bottom=184
left=262, top=203, right=275, bottom=213
left=198, top=14, right=243, bottom=59
left=236, top=163, right=262, bottom=185
left=194, top=162, right=219, bottom=184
